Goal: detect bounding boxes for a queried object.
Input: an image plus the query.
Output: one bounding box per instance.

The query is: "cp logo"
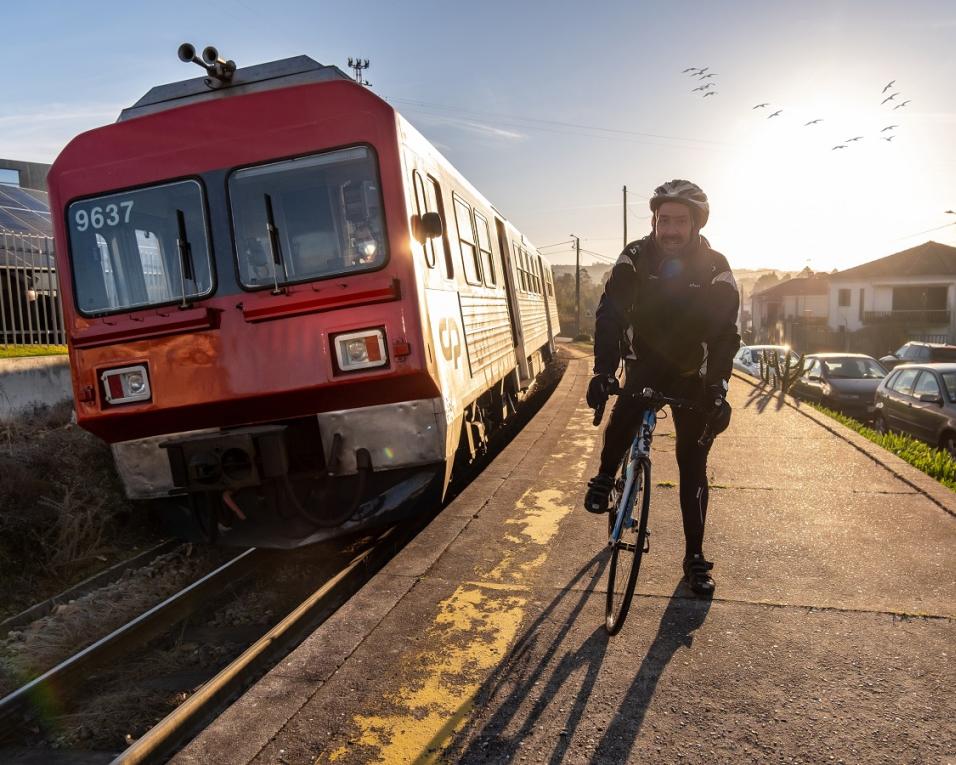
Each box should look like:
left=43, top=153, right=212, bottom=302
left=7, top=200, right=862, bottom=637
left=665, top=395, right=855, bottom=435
left=438, top=317, right=462, bottom=368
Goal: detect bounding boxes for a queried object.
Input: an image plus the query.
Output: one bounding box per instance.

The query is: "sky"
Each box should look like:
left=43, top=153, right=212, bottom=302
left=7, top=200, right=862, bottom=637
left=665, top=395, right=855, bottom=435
left=3, top=0, right=955, bottom=272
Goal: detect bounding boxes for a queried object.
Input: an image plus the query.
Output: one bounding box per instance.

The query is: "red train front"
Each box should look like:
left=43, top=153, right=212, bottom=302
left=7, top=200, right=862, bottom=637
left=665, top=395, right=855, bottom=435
left=48, top=54, right=559, bottom=546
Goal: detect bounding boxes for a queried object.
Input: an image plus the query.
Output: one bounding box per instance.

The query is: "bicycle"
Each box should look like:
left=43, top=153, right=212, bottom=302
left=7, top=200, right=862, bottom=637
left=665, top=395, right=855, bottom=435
left=592, top=385, right=716, bottom=635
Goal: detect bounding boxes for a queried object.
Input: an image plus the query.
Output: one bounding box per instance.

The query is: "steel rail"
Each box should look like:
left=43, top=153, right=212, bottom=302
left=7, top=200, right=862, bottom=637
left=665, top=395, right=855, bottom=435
left=0, top=547, right=262, bottom=737
left=1, top=540, right=181, bottom=632
left=113, top=525, right=410, bottom=765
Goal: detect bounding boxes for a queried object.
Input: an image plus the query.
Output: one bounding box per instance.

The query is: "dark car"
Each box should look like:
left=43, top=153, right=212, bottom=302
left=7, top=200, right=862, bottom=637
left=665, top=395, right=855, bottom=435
left=791, top=353, right=888, bottom=421
left=879, top=341, right=956, bottom=371
left=873, top=363, right=956, bottom=457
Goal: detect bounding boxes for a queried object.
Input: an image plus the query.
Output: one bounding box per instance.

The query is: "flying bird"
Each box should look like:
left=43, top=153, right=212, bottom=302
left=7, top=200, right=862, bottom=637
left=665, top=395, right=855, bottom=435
left=804, top=119, right=823, bottom=125
left=700, top=73, right=717, bottom=79
left=682, top=67, right=699, bottom=73
left=832, top=145, right=847, bottom=150
left=696, top=67, right=710, bottom=76
left=893, top=100, right=911, bottom=110
left=882, top=80, right=896, bottom=93
left=880, top=125, right=898, bottom=132
left=703, top=91, right=717, bottom=97
left=692, top=85, right=707, bottom=92
left=883, top=136, right=895, bottom=142
left=846, top=136, right=863, bottom=142
left=881, top=93, right=899, bottom=104
left=768, top=110, right=783, bottom=118
left=752, top=103, right=770, bottom=109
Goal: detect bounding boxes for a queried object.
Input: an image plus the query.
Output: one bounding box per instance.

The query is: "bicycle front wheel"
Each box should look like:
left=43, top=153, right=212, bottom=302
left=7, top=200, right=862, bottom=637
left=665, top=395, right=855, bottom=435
left=605, top=457, right=652, bottom=635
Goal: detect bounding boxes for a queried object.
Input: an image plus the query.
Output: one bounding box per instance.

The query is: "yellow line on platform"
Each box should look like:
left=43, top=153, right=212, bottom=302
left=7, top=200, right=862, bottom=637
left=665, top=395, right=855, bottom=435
left=320, top=394, right=595, bottom=765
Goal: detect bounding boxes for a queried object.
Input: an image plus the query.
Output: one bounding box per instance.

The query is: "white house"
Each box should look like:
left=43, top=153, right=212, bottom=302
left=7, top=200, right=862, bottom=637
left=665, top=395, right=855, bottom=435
left=751, top=275, right=829, bottom=344
left=828, top=241, right=956, bottom=344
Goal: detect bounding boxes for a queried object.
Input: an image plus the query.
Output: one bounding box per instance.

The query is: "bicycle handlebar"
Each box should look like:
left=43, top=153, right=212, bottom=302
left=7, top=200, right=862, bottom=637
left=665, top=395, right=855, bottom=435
left=590, top=386, right=717, bottom=447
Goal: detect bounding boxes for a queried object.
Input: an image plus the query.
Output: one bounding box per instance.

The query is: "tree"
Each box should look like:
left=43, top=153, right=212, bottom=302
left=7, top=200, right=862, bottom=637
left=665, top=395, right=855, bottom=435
left=753, top=271, right=780, bottom=293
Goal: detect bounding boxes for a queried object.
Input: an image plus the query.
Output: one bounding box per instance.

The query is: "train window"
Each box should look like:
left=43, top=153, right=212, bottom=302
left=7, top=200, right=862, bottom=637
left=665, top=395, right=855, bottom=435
left=453, top=194, right=482, bottom=286
left=543, top=262, right=554, bottom=297
left=426, top=175, right=453, bottom=279
left=474, top=211, right=496, bottom=287
left=513, top=244, right=527, bottom=292
left=229, top=146, right=388, bottom=290
left=412, top=171, right=436, bottom=268
left=67, top=179, right=213, bottom=316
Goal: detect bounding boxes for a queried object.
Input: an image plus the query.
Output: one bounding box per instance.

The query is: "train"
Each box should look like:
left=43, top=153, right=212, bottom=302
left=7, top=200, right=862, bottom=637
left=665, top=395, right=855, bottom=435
left=48, top=48, right=560, bottom=547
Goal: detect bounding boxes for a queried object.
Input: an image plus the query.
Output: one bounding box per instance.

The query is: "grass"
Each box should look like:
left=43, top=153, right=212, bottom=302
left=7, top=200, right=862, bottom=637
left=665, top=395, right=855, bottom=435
left=810, top=404, right=956, bottom=492
left=0, top=344, right=67, bottom=358
left=0, top=402, right=159, bottom=619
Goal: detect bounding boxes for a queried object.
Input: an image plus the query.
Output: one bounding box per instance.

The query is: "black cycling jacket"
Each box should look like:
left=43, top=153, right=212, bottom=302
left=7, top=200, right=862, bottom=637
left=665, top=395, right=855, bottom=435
left=593, top=234, right=740, bottom=385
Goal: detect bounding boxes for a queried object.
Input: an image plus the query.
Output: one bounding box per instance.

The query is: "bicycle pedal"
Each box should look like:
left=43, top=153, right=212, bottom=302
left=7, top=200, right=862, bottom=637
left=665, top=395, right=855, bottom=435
left=643, top=529, right=651, bottom=553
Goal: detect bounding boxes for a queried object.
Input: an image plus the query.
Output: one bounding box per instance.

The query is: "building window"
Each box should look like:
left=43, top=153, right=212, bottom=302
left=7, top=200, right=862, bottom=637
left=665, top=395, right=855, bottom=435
left=892, top=285, right=947, bottom=311
left=858, top=287, right=864, bottom=321
left=0, top=168, right=21, bottom=187
left=838, top=289, right=851, bottom=307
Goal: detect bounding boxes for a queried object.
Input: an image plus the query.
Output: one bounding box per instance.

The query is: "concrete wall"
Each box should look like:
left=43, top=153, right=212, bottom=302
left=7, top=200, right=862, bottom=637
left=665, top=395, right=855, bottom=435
left=0, top=158, right=51, bottom=192
left=0, top=356, right=73, bottom=419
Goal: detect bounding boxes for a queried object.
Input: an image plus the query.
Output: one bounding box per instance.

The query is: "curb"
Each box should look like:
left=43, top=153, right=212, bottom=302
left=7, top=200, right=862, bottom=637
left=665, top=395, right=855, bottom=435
left=731, top=371, right=955, bottom=518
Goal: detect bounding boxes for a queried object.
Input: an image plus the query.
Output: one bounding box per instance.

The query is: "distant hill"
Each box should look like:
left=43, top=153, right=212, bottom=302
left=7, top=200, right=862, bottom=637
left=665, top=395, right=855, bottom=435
left=552, top=264, right=799, bottom=304
left=552, top=264, right=612, bottom=284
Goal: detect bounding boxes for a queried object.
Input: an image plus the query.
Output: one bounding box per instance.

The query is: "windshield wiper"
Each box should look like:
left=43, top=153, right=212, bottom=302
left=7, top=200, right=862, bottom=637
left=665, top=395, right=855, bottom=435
left=176, top=209, right=195, bottom=309
left=264, top=194, right=288, bottom=295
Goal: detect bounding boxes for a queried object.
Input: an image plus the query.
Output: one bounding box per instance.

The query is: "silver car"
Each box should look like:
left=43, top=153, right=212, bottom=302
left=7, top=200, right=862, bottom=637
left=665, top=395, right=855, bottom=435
left=733, top=345, right=799, bottom=380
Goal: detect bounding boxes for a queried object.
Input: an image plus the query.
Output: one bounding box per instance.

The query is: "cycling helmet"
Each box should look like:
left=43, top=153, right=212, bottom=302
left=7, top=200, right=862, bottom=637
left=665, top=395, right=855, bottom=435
left=650, top=179, right=709, bottom=228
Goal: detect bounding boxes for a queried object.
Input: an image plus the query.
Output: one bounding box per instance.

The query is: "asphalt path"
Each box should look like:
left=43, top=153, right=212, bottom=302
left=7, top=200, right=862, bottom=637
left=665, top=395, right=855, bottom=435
left=175, top=347, right=954, bottom=765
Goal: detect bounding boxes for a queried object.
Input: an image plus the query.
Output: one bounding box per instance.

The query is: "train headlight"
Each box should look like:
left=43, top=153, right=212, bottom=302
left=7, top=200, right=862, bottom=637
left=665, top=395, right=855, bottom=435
left=332, top=328, right=388, bottom=372
left=101, top=364, right=151, bottom=404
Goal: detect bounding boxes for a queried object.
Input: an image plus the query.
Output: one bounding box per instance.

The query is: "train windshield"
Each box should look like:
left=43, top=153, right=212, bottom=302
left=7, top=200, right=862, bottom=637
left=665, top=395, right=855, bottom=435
left=229, top=146, right=388, bottom=289
left=67, top=180, right=213, bottom=316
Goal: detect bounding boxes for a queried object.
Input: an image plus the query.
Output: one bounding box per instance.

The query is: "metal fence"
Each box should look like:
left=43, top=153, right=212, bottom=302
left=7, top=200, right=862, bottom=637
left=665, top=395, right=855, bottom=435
left=0, top=231, right=66, bottom=346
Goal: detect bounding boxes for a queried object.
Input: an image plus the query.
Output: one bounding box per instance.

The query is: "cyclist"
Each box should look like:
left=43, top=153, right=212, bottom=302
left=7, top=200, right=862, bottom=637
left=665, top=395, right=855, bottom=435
left=583, top=179, right=738, bottom=597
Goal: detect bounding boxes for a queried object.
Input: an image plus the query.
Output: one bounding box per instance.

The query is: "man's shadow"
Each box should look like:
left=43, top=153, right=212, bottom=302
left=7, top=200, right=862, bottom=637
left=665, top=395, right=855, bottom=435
left=448, top=550, right=611, bottom=764
left=587, top=586, right=712, bottom=764
left=447, top=554, right=711, bottom=765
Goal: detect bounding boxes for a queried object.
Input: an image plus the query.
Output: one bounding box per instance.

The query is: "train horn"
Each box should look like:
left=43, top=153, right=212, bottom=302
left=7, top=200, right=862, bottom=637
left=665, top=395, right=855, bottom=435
left=177, top=43, right=237, bottom=87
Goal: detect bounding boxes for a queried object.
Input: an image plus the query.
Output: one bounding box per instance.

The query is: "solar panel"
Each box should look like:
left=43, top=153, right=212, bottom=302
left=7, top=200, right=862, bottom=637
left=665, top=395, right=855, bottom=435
left=0, top=187, right=53, bottom=236
left=0, top=209, right=52, bottom=236
left=0, top=186, right=49, bottom=212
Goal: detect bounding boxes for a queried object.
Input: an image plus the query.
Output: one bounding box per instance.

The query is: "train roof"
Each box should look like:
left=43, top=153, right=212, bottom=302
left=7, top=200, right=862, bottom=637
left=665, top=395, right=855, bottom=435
left=118, top=56, right=353, bottom=122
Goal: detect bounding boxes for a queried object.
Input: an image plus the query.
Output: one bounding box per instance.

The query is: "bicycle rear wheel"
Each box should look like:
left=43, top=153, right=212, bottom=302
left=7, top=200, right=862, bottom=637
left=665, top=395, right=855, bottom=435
left=605, top=456, right=652, bottom=635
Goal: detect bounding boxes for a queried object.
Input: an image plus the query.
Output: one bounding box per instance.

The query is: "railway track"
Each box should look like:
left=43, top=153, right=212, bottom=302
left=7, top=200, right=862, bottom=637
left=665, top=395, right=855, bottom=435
left=0, top=353, right=568, bottom=764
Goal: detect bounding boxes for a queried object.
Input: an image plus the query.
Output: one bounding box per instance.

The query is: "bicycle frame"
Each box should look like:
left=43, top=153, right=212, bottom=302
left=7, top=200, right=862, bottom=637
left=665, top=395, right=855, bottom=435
left=608, top=407, right=657, bottom=546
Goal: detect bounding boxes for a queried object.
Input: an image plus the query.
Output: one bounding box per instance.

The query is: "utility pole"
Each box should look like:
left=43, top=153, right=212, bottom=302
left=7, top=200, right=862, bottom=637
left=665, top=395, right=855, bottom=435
left=347, top=57, right=371, bottom=86
left=571, top=234, right=581, bottom=337
left=623, top=185, right=627, bottom=248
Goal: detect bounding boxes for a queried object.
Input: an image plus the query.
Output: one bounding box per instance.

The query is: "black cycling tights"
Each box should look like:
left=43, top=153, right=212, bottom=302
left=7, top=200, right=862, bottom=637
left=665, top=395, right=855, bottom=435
left=598, top=373, right=711, bottom=559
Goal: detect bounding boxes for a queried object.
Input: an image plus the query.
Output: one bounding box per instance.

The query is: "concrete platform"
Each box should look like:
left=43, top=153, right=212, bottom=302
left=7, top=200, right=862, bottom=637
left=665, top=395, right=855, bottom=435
left=173, top=349, right=955, bottom=765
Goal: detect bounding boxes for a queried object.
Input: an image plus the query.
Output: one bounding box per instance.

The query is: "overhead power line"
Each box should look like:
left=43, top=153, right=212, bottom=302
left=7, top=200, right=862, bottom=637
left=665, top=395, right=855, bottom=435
left=388, top=97, right=735, bottom=152
left=893, top=220, right=956, bottom=241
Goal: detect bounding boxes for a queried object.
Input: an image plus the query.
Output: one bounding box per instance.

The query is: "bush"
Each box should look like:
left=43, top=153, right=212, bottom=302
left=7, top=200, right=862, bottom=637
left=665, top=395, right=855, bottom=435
left=811, top=404, right=956, bottom=491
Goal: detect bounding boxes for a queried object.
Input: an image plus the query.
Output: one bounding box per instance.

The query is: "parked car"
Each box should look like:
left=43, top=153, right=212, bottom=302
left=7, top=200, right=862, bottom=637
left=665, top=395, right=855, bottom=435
left=791, top=353, right=887, bottom=421
left=879, top=341, right=956, bottom=371
left=733, top=345, right=800, bottom=380
left=873, top=363, right=956, bottom=457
